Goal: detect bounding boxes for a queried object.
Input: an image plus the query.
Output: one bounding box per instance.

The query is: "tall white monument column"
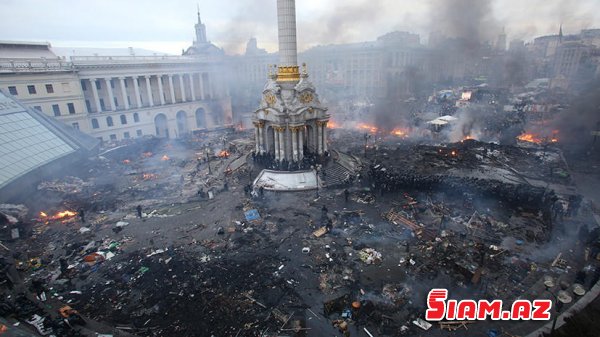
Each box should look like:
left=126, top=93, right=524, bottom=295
left=118, top=77, right=129, bottom=110
left=277, top=0, right=298, bottom=67
left=252, top=0, right=329, bottom=166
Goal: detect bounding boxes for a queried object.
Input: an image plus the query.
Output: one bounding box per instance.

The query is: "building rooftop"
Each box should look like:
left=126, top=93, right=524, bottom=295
left=0, top=41, right=58, bottom=59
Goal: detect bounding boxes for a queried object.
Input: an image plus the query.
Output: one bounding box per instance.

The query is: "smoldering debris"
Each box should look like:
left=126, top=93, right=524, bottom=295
left=0, top=115, right=598, bottom=337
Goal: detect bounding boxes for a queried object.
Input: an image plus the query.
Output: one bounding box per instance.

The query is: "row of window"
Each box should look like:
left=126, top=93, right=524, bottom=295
left=91, top=112, right=140, bottom=129
left=33, top=103, right=77, bottom=116
left=97, top=130, right=143, bottom=142
left=8, top=83, right=71, bottom=96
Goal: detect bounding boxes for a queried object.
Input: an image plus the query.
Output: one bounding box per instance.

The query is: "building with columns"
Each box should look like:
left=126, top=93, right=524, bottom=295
left=0, top=14, right=232, bottom=144
left=252, top=0, right=330, bottom=164
left=72, top=54, right=231, bottom=141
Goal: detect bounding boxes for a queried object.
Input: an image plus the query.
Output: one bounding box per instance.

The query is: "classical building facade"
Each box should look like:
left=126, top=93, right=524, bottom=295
left=252, top=0, right=329, bottom=163
left=0, top=15, right=232, bottom=144
left=71, top=54, right=231, bottom=141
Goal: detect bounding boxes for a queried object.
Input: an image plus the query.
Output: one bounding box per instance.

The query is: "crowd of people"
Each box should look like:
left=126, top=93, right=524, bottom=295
left=252, top=150, right=329, bottom=171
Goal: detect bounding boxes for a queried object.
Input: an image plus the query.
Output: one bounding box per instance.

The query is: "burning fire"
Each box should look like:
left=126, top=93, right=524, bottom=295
left=550, top=130, right=559, bottom=143
left=141, top=152, right=153, bottom=158
left=357, top=123, right=378, bottom=134
left=39, top=210, right=77, bottom=221
left=517, top=130, right=559, bottom=144
left=122, top=159, right=131, bottom=164
left=327, top=120, right=340, bottom=129
left=462, top=135, right=474, bottom=141
left=217, top=150, right=230, bottom=158
left=517, top=133, right=542, bottom=144
left=161, top=155, right=170, bottom=161
left=390, top=128, right=409, bottom=138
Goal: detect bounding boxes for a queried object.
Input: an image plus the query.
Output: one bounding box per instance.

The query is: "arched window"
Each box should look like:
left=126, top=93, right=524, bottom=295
left=120, top=114, right=127, bottom=124
left=106, top=116, right=113, bottom=127
left=133, top=112, right=140, bottom=123
left=91, top=118, right=99, bottom=129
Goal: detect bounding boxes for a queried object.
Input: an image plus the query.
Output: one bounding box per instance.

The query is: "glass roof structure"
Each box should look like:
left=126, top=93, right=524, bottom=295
left=0, top=91, right=91, bottom=189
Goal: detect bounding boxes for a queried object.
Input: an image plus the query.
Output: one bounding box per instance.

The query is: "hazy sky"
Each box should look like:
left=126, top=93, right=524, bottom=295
left=1, top=0, right=598, bottom=55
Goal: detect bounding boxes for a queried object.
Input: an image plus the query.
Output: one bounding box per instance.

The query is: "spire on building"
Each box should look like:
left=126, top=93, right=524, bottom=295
left=558, top=24, right=563, bottom=43
left=194, top=6, right=207, bottom=45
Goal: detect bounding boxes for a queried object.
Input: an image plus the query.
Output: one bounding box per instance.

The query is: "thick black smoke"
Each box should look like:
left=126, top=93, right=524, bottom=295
left=553, top=78, right=600, bottom=154
left=429, top=0, right=499, bottom=48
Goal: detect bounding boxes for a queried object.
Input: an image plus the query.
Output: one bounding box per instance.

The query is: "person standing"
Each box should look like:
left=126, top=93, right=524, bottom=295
left=136, top=205, right=143, bottom=218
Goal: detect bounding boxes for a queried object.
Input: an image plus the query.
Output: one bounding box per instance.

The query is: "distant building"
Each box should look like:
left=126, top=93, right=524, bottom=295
left=302, top=31, right=426, bottom=99
left=496, top=29, right=507, bottom=52
left=552, top=41, right=597, bottom=89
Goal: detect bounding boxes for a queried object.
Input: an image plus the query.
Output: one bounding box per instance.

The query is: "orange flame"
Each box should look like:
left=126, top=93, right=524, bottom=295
left=218, top=150, right=230, bottom=158
left=462, top=135, right=474, bottom=141
left=123, top=159, right=131, bottom=164
left=357, top=123, right=378, bottom=134
left=161, top=155, right=170, bottom=161
left=550, top=130, right=559, bottom=143
left=141, top=152, right=153, bottom=158
left=39, top=210, right=77, bottom=221
left=390, top=128, right=409, bottom=138
left=327, top=121, right=340, bottom=129
left=517, top=133, right=542, bottom=144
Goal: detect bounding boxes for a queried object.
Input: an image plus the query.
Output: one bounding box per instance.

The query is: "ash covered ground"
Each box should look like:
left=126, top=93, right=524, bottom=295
left=1, top=129, right=600, bottom=337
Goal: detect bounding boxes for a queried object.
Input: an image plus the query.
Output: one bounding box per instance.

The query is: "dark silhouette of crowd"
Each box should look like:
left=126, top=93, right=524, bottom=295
left=368, top=160, right=556, bottom=212
left=252, top=148, right=329, bottom=171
